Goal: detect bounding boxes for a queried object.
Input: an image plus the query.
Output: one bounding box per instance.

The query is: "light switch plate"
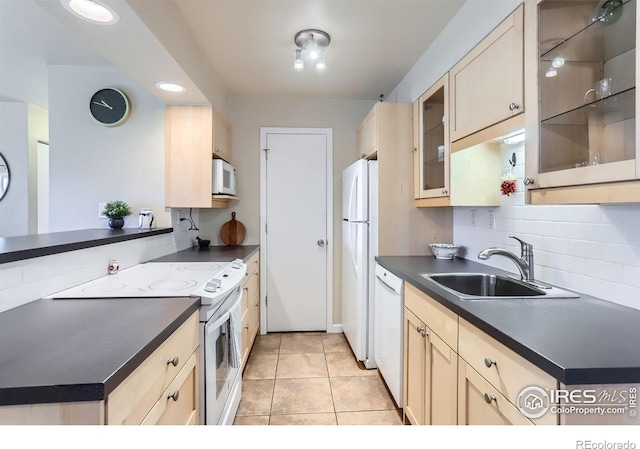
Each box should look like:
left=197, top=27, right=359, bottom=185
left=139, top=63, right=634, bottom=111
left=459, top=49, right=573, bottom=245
left=98, top=202, right=106, bottom=219
left=488, top=210, right=496, bottom=229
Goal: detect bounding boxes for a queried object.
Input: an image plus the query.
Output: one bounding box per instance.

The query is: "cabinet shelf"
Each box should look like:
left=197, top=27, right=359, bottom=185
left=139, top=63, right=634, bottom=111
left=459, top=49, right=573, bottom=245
left=541, top=86, right=635, bottom=126
left=540, top=0, right=634, bottom=63
left=423, top=122, right=445, bottom=136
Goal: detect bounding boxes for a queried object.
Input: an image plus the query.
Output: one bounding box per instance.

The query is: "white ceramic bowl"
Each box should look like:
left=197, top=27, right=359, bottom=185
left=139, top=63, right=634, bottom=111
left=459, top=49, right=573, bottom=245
left=429, top=243, right=461, bottom=260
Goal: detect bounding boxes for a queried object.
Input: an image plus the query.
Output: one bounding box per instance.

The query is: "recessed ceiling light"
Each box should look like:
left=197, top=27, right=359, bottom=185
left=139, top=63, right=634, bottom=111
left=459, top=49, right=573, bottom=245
left=156, top=82, right=187, bottom=93
left=61, top=0, right=119, bottom=25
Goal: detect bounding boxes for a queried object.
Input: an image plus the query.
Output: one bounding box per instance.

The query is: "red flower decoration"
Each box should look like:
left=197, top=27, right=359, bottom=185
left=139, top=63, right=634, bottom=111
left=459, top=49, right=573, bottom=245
left=500, top=174, right=516, bottom=196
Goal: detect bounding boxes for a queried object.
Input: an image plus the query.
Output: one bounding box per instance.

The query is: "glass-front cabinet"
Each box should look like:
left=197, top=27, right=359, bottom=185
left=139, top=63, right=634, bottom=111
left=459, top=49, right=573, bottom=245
left=414, top=74, right=449, bottom=200
left=525, top=0, right=639, bottom=203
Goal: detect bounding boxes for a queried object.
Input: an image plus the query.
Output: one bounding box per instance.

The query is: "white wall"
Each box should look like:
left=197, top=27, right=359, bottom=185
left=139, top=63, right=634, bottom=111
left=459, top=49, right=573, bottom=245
left=388, top=0, right=640, bottom=310
left=198, top=96, right=376, bottom=323
left=0, top=103, right=29, bottom=237
left=48, top=65, right=170, bottom=231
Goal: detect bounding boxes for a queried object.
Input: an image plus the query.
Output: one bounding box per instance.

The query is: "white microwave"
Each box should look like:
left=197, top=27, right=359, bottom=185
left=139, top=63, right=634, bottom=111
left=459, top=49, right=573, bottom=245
left=212, top=159, right=236, bottom=196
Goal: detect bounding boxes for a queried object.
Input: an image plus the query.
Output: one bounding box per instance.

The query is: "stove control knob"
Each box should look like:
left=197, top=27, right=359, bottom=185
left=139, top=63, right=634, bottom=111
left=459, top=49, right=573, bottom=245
left=204, top=278, right=222, bottom=292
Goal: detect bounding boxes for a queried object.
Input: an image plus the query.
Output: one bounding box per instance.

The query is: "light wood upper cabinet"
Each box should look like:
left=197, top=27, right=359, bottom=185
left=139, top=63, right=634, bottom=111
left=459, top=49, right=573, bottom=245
left=413, top=74, right=503, bottom=208
left=524, top=0, right=640, bottom=204
left=414, top=73, right=450, bottom=200
left=213, top=110, right=231, bottom=163
left=450, top=4, right=524, bottom=142
left=356, top=105, right=379, bottom=159
left=165, top=105, right=234, bottom=208
left=358, top=102, right=453, bottom=255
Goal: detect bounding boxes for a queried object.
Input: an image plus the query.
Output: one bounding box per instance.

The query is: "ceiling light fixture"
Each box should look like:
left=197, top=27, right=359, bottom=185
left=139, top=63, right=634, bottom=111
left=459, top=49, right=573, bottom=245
left=294, top=29, right=330, bottom=71
left=156, top=82, right=187, bottom=93
left=61, top=0, right=119, bottom=24
left=294, top=49, right=304, bottom=70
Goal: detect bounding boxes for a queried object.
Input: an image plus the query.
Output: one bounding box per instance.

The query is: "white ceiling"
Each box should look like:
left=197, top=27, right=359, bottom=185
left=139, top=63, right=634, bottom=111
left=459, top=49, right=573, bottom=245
left=160, top=0, right=466, bottom=100
left=6, top=0, right=467, bottom=105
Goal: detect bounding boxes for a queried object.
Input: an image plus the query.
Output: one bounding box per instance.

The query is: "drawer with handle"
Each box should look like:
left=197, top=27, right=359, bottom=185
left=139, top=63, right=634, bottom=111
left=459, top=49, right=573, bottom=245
left=141, top=351, right=199, bottom=425
left=405, top=283, right=458, bottom=351
left=106, top=312, right=199, bottom=425
left=458, top=317, right=557, bottom=425
left=458, top=357, right=533, bottom=425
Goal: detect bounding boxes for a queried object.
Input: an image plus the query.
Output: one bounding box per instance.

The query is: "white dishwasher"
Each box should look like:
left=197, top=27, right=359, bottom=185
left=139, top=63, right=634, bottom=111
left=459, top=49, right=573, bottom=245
left=374, top=263, right=404, bottom=408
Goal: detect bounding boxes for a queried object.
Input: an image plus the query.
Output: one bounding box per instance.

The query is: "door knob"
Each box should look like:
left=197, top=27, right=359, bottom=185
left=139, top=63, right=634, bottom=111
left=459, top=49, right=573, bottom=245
left=317, top=239, right=325, bottom=247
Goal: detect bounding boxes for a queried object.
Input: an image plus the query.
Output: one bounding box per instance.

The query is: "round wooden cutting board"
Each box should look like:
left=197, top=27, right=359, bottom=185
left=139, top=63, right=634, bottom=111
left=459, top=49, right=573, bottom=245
left=220, top=212, right=246, bottom=246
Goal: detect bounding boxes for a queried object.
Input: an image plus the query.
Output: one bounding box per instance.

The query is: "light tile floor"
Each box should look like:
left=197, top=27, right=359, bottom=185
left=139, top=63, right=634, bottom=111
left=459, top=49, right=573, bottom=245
left=234, top=332, right=404, bottom=425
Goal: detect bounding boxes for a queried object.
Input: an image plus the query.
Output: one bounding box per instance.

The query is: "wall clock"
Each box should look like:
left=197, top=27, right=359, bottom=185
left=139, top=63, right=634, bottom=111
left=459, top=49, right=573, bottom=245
left=89, top=87, right=131, bottom=127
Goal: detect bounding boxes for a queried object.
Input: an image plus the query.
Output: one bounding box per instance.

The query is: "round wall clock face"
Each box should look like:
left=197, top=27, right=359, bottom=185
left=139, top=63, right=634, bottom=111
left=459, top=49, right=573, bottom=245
left=89, top=87, right=131, bottom=126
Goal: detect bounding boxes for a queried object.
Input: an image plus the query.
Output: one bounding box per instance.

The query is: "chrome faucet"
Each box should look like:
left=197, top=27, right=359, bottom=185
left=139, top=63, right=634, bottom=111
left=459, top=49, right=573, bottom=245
left=478, top=236, right=535, bottom=282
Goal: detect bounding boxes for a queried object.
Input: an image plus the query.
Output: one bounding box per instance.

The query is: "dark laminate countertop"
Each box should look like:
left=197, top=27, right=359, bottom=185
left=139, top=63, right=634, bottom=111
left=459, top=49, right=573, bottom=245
left=150, top=245, right=259, bottom=263
left=0, top=296, right=200, bottom=406
left=375, top=256, right=640, bottom=386
left=0, top=228, right=173, bottom=265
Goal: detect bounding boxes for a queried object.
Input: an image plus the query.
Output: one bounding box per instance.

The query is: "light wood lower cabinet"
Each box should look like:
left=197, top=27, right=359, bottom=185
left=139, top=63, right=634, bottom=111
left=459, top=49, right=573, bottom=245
left=403, top=308, right=457, bottom=425
left=107, top=312, right=200, bottom=425
left=241, top=251, right=260, bottom=368
left=403, top=283, right=458, bottom=425
left=0, top=312, right=200, bottom=425
left=402, top=282, right=560, bottom=426
left=141, top=351, right=199, bottom=425
left=458, top=358, right=533, bottom=425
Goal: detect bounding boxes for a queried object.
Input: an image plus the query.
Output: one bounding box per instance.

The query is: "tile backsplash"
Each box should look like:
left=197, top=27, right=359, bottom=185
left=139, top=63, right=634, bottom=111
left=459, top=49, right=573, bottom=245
left=0, top=210, right=198, bottom=313
left=453, top=142, right=640, bottom=311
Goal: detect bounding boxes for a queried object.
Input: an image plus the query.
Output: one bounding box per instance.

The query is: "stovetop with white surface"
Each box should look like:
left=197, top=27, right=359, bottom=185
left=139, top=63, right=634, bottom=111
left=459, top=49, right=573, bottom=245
left=47, top=262, right=226, bottom=299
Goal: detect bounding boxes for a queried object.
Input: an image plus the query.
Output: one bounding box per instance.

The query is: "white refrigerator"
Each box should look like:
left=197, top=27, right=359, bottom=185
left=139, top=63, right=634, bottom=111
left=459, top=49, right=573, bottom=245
left=341, top=159, right=377, bottom=369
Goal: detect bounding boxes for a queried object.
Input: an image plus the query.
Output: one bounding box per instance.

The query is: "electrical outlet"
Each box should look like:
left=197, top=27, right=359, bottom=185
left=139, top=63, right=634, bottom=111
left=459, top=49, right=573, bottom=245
left=98, top=202, right=106, bottom=219
left=488, top=210, right=496, bottom=229
left=470, top=210, right=477, bottom=227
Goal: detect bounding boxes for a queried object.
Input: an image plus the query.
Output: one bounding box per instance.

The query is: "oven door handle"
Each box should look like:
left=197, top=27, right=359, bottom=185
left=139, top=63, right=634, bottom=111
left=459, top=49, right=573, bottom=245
left=206, top=287, right=243, bottom=334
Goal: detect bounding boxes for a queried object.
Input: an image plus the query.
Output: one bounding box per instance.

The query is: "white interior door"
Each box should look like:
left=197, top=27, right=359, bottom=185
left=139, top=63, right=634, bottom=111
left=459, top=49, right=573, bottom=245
left=262, top=129, right=332, bottom=332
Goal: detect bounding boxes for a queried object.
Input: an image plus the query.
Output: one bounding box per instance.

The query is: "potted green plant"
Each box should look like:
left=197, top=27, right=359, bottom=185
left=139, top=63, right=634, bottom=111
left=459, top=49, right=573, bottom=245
left=102, top=200, right=132, bottom=229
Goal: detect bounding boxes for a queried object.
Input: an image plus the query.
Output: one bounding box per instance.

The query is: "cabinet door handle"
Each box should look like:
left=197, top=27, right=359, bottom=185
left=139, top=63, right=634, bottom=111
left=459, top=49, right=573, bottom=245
left=509, top=102, right=520, bottom=111
left=214, top=147, right=220, bottom=152
left=416, top=325, right=422, bottom=333
left=168, top=390, right=180, bottom=402
left=167, top=356, right=179, bottom=367
left=361, top=153, right=367, bottom=159
left=484, top=357, right=497, bottom=368
left=523, top=177, right=535, bottom=186
left=484, top=393, right=497, bottom=404
left=441, top=189, right=448, bottom=195
left=420, top=330, right=428, bottom=338
left=412, top=147, right=417, bottom=153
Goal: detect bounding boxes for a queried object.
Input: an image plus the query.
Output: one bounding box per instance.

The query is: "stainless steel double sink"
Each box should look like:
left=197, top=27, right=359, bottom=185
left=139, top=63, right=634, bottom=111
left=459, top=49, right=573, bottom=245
left=420, top=272, right=580, bottom=300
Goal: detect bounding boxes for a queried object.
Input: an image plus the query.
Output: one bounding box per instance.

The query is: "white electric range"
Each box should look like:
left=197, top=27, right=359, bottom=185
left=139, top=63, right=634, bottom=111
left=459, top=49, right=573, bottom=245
left=47, top=262, right=226, bottom=299
left=47, top=259, right=248, bottom=426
